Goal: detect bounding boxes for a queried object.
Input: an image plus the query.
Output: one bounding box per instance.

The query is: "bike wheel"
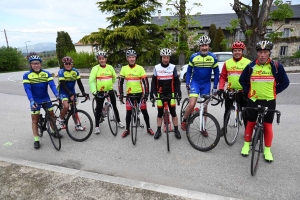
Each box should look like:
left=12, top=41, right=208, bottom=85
left=251, top=126, right=263, bottom=176
left=164, top=112, right=170, bottom=152
left=92, top=97, right=97, bottom=117
left=186, top=112, right=221, bottom=152
left=52, top=103, right=62, bottom=128
left=131, top=108, right=138, bottom=145
left=224, top=107, right=239, bottom=146
left=38, top=122, right=44, bottom=137
left=180, top=98, right=189, bottom=122
left=66, top=109, right=93, bottom=142
left=107, top=104, right=118, bottom=136
left=46, top=116, right=61, bottom=151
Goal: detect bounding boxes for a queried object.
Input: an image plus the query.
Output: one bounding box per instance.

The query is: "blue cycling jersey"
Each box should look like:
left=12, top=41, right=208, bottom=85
left=58, top=68, right=80, bottom=95
left=23, top=69, right=58, bottom=103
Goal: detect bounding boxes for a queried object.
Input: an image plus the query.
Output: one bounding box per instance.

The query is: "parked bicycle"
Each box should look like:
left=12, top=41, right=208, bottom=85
left=121, top=95, right=145, bottom=145
left=223, top=89, right=245, bottom=146
left=52, top=94, right=93, bottom=142
left=37, top=99, right=61, bottom=151
left=152, top=95, right=180, bottom=152
left=242, top=106, right=281, bottom=176
left=92, top=90, right=118, bottom=136
left=180, top=94, right=223, bottom=152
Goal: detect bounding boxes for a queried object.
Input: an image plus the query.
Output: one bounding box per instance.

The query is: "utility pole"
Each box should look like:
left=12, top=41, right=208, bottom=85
left=25, top=41, right=30, bottom=56
left=4, top=29, right=9, bottom=47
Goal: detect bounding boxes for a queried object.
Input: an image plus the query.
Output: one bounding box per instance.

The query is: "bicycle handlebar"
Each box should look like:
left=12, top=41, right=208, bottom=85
left=74, top=93, right=90, bottom=103
left=33, top=99, right=59, bottom=113
left=151, top=96, right=181, bottom=107
left=242, top=106, right=281, bottom=124
left=198, top=95, right=223, bottom=106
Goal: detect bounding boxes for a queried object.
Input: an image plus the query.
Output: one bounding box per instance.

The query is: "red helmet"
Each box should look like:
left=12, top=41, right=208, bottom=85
left=231, top=41, right=245, bottom=50
left=62, top=56, right=73, bottom=63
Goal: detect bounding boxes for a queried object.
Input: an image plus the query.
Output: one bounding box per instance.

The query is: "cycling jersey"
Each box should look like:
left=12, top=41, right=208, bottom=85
left=58, top=68, right=80, bottom=95
left=219, top=57, right=251, bottom=90
left=89, top=64, right=116, bottom=93
left=119, top=64, right=148, bottom=94
left=23, top=69, right=58, bottom=103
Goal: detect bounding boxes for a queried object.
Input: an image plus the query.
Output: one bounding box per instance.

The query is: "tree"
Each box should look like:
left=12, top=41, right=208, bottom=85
left=212, top=27, right=226, bottom=52
left=56, top=31, right=76, bottom=68
left=231, top=0, right=293, bottom=59
left=208, top=24, right=217, bottom=47
left=0, top=46, right=27, bottom=72
left=80, top=0, right=164, bottom=66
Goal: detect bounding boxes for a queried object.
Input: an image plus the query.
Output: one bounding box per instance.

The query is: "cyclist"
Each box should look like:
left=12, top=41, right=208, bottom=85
left=218, top=41, right=251, bottom=134
left=150, top=48, right=182, bottom=139
left=239, top=40, right=289, bottom=162
left=89, top=51, right=125, bottom=134
left=181, top=35, right=220, bottom=136
left=23, top=53, right=60, bottom=149
left=118, top=49, right=155, bottom=137
left=57, top=56, right=88, bottom=131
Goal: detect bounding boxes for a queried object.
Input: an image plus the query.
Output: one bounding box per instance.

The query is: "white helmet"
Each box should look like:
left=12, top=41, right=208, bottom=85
left=126, top=49, right=137, bottom=57
left=96, top=51, right=107, bottom=58
left=197, top=35, right=211, bottom=46
left=160, top=48, right=172, bottom=56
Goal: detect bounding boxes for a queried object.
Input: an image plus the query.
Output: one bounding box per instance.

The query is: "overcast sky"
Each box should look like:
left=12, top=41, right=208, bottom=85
left=1, top=0, right=299, bottom=48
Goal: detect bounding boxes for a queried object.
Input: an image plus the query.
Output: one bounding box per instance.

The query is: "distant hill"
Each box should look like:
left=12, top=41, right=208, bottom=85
left=18, top=42, right=56, bottom=53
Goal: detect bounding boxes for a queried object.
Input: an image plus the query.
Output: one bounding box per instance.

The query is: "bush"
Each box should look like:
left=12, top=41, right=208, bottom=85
left=0, top=46, right=27, bottom=72
left=46, top=58, right=58, bottom=68
left=66, top=51, right=97, bottom=69
left=291, top=49, right=300, bottom=58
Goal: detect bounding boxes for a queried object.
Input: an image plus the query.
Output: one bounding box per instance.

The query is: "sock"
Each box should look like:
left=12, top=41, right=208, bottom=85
left=157, top=126, right=161, bottom=131
left=264, top=122, right=273, bottom=147
left=34, top=136, right=39, bottom=142
left=174, top=126, right=178, bottom=131
left=244, top=121, right=256, bottom=142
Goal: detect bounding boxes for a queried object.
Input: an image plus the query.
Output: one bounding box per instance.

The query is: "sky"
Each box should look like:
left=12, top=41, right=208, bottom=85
left=1, top=0, right=300, bottom=48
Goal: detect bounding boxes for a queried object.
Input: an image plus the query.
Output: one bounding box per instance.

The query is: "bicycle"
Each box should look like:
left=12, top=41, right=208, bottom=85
left=92, top=90, right=118, bottom=136
left=36, top=99, right=61, bottom=151
left=152, top=95, right=180, bottom=152
left=242, top=106, right=281, bottom=176
left=52, top=94, right=93, bottom=142
left=121, top=95, right=145, bottom=145
left=181, top=94, right=223, bottom=152
left=223, top=89, right=245, bottom=146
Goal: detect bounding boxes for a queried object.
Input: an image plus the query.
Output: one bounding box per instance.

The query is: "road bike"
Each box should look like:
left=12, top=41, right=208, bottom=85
left=152, top=95, right=180, bottom=152
left=52, top=94, right=93, bottom=142
left=242, top=106, right=281, bottom=176
left=92, top=90, right=118, bottom=136
left=36, top=99, right=61, bottom=151
left=223, top=89, right=245, bottom=146
left=180, top=94, right=223, bottom=152
left=122, top=95, right=145, bottom=145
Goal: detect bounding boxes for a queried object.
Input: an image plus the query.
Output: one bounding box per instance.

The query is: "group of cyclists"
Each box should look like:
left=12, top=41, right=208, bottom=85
left=23, top=35, right=290, bottom=163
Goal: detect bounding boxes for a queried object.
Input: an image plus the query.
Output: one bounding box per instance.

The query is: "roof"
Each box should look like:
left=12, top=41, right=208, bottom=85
left=151, top=4, right=300, bottom=29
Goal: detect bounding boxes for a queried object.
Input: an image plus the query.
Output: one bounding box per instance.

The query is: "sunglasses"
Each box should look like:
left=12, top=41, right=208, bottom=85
left=64, top=63, right=72, bottom=66
left=31, top=62, right=41, bottom=65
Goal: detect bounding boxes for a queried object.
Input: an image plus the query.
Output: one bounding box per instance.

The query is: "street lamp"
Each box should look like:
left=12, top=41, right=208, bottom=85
left=25, top=41, right=30, bottom=56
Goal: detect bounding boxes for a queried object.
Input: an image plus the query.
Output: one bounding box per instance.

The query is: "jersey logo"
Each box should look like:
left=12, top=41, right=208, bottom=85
left=206, top=58, right=212, bottom=61
left=100, top=86, right=105, bottom=91
left=127, top=88, right=132, bottom=94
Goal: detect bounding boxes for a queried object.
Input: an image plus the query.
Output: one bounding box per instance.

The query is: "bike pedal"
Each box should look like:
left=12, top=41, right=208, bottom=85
left=140, top=124, right=144, bottom=129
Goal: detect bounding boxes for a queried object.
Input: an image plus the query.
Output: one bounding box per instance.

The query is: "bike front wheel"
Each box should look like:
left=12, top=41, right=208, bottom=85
left=46, top=116, right=61, bottom=151
left=180, top=98, right=189, bottom=122
left=224, top=107, right=239, bottom=146
left=186, top=112, right=221, bottom=152
left=65, top=109, right=93, bottom=142
left=251, top=126, right=263, bottom=176
left=164, top=112, right=170, bottom=152
left=131, top=108, right=138, bottom=145
left=107, top=104, right=118, bottom=136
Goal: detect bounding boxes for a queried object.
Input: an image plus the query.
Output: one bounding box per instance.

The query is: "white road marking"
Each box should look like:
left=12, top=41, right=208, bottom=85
left=290, top=83, right=299, bottom=85
left=8, top=75, right=16, bottom=82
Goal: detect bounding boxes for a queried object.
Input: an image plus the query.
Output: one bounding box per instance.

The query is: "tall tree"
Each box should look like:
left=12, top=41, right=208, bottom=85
left=212, top=27, right=226, bottom=52
left=80, top=0, right=163, bottom=66
left=208, top=24, right=217, bottom=47
left=56, top=31, right=76, bottom=68
left=231, top=0, right=293, bottom=59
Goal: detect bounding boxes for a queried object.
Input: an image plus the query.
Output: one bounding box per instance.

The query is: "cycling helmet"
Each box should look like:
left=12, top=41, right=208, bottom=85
left=28, top=54, right=42, bottom=63
left=96, top=51, right=107, bottom=58
left=126, top=49, right=137, bottom=57
left=197, top=35, right=211, bottom=46
left=62, top=56, right=73, bottom=63
left=255, top=40, right=273, bottom=51
left=160, top=48, right=172, bottom=56
left=231, top=41, right=245, bottom=50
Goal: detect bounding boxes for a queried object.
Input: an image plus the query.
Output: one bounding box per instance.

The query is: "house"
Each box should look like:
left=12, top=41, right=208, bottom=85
left=151, top=3, right=300, bottom=58
left=74, top=42, right=99, bottom=54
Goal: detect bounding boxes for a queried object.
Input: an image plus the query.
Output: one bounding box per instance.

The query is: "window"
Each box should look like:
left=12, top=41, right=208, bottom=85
left=237, top=30, right=245, bottom=41
left=283, top=28, right=290, bottom=38
left=280, top=46, right=288, bottom=56
left=172, top=34, right=178, bottom=42
left=265, top=29, right=272, bottom=38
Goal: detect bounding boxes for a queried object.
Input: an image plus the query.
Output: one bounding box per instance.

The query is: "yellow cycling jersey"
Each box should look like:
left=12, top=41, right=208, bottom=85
left=89, top=64, right=116, bottom=93
left=119, top=64, right=146, bottom=94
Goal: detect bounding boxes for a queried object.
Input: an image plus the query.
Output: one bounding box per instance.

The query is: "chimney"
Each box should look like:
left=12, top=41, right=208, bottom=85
left=286, top=1, right=292, bottom=5
left=158, top=10, right=161, bottom=19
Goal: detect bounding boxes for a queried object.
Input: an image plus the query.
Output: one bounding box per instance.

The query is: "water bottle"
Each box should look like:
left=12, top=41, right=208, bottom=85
left=102, top=102, right=108, bottom=117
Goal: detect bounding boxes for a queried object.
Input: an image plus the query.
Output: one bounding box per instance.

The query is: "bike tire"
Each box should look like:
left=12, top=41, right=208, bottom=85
left=164, top=112, right=170, bottom=152
left=52, top=103, right=61, bottom=120
left=186, top=112, right=221, bottom=152
left=180, top=98, right=189, bottom=122
left=38, top=122, right=44, bottom=137
left=65, top=109, right=93, bottom=142
left=131, top=108, right=138, bottom=145
left=46, top=116, right=61, bottom=151
left=224, top=107, right=239, bottom=146
left=107, top=104, right=118, bottom=136
left=92, top=97, right=96, bottom=117
left=251, top=126, right=263, bottom=176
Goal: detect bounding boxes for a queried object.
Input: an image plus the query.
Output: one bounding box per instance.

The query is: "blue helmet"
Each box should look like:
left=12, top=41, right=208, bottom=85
left=28, top=55, right=42, bottom=63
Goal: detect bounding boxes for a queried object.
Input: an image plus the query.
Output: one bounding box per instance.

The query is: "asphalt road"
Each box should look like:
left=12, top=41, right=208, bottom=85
left=0, top=69, right=300, bottom=200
